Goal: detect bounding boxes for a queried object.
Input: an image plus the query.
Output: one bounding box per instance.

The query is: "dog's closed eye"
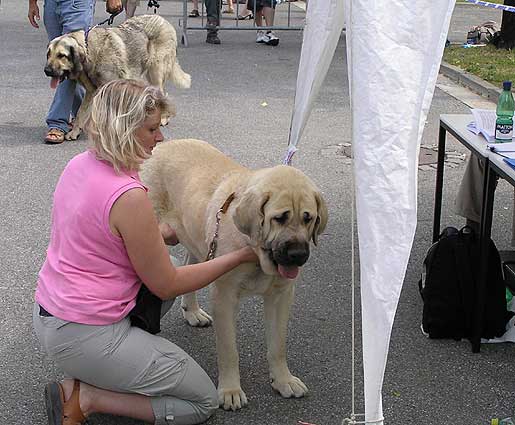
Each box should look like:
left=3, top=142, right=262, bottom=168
left=273, top=211, right=289, bottom=224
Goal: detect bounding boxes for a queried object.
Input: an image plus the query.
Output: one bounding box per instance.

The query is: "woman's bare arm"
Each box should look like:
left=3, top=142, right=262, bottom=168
left=110, top=188, right=258, bottom=300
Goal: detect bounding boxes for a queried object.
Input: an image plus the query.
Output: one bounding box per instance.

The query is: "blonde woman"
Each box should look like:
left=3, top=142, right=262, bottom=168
left=33, top=79, right=258, bottom=425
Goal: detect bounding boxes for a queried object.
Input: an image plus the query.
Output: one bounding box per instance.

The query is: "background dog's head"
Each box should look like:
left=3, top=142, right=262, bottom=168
left=44, top=32, right=86, bottom=88
left=233, top=165, right=328, bottom=279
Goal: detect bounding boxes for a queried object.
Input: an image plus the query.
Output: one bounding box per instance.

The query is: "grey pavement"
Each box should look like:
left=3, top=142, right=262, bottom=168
left=0, top=1, right=514, bottom=424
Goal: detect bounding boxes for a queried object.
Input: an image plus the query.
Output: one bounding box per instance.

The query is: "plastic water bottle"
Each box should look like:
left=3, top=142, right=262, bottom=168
left=491, top=418, right=515, bottom=425
left=495, top=80, right=515, bottom=143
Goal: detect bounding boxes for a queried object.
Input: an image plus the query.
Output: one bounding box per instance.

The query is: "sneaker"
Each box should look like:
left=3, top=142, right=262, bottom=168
left=206, top=32, right=221, bottom=44
left=264, top=31, right=279, bottom=46
left=256, top=31, right=266, bottom=43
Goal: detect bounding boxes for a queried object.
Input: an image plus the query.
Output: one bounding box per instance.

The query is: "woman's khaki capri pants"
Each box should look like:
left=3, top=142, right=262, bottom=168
left=33, top=297, right=218, bottom=425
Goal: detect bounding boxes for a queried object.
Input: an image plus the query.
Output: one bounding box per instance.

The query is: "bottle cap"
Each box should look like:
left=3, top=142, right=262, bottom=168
left=503, top=81, right=512, bottom=91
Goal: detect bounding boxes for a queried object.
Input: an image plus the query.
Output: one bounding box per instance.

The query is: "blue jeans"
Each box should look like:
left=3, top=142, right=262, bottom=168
left=43, top=0, right=96, bottom=133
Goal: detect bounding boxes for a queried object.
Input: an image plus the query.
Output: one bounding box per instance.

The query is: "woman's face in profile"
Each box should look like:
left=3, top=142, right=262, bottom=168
left=134, top=110, right=164, bottom=155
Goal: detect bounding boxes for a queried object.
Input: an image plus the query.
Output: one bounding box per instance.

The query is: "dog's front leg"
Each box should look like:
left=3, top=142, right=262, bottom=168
left=264, top=284, right=308, bottom=398
left=181, top=252, right=213, bottom=327
left=212, top=283, right=246, bottom=411
left=65, top=91, right=91, bottom=141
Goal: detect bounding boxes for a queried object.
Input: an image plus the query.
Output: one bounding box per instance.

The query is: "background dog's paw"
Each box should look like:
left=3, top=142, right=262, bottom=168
left=271, top=375, right=308, bottom=398
left=218, top=386, right=248, bottom=411
left=181, top=307, right=213, bottom=327
left=65, top=128, right=81, bottom=140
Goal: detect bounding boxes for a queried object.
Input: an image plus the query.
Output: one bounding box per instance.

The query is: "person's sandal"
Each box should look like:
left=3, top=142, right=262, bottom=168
left=188, top=9, right=199, bottom=17
left=45, top=380, right=86, bottom=425
left=236, top=13, right=253, bottom=20
left=44, top=128, right=65, bottom=145
left=222, top=7, right=234, bottom=13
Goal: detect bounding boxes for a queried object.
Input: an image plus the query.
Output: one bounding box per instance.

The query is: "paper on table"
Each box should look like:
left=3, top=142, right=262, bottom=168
left=488, top=141, right=515, bottom=152
left=469, top=108, right=496, bottom=142
left=469, top=108, right=515, bottom=143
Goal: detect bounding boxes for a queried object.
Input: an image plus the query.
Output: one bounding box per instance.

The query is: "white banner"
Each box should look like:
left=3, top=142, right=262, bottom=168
left=344, top=0, right=455, bottom=422
left=285, top=0, right=345, bottom=164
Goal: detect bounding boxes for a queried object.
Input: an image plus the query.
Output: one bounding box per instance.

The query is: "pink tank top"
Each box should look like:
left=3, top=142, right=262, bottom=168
left=36, top=151, right=146, bottom=325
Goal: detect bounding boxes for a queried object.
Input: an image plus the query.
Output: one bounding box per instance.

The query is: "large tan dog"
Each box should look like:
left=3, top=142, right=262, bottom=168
left=44, top=14, right=190, bottom=140
left=140, top=139, right=328, bottom=411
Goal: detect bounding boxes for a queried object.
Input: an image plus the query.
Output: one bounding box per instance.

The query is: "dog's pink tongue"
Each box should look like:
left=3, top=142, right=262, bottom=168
left=278, top=265, right=299, bottom=280
left=50, top=77, right=59, bottom=89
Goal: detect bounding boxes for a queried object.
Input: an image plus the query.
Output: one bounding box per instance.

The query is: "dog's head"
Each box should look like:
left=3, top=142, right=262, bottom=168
left=233, top=165, right=328, bottom=280
left=44, top=32, right=86, bottom=88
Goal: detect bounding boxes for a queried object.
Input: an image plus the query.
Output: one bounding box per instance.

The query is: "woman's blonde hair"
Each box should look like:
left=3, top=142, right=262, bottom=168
left=85, top=79, right=175, bottom=172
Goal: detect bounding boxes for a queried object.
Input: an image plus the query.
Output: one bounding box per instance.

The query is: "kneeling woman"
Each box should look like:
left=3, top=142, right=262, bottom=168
left=33, top=79, right=258, bottom=425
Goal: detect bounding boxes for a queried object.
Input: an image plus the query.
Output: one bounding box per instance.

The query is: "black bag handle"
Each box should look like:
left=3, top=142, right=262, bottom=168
left=454, top=226, right=478, bottom=338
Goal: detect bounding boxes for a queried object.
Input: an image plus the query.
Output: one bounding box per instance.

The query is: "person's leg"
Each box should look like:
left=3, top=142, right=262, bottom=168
left=43, top=0, right=69, bottom=136
left=254, top=2, right=266, bottom=42
left=262, top=4, right=274, bottom=25
left=33, top=303, right=217, bottom=424
left=236, top=3, right=252, bottom=19
left=205, top=0, right=221, bottom=44
left=261, top=2, right=279, bottom=45
left=189, top=0, right=200, bottom=17
left=224, top=0, right=234, bottom=13
left=125, top=0, right=138, bottom=18
left=44, top=0, right=95, bottom=135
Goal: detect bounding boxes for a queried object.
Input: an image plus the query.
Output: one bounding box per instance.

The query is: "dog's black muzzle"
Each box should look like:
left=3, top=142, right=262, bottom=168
left=272, top=241, right=310, bottom=267
left=44, top=66, right=58, bottom=77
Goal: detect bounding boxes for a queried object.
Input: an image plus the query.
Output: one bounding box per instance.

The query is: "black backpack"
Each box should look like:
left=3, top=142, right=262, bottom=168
left=419, top=226, right=513, bottom=341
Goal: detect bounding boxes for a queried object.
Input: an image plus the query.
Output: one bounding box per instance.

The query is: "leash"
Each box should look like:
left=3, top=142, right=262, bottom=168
left=85, top=10, right=122, bottom=41
left=205, top=192, right=236, bottom=261
left=147, top=0, right=160, bottom=13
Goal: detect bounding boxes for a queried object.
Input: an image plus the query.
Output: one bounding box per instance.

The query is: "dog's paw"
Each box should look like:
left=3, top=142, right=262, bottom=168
left=218, top=386, right=248, bottom=411
left=65, top=128, right=81, bottom=140
left=181, top=306, right=213, bottom=327
left=271, top=375, right=308, bottom=398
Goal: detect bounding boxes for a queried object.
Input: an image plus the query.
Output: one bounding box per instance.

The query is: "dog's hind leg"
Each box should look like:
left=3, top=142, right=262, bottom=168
left=147, top=64, right=168, bottom=93
left=264, top=285, right=308, bottom=399
left=180, top=252, right=213, bottom=327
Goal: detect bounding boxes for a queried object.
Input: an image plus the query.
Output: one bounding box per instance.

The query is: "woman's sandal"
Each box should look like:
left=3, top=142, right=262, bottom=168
left=188, top=9, right=199, bottom=17
left=44, top=128, right=65, bottom=145
left=45, top=380, right=86, bottom=425
left=222, top=7, right=234, bottom=13
left=236, top=13, right=253, bottom=20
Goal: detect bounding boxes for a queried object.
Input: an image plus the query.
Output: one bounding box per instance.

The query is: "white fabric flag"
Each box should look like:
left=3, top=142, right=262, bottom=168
left=285, top=0, right=345, bottom=163
left=343, top=0, right=455, bottom=423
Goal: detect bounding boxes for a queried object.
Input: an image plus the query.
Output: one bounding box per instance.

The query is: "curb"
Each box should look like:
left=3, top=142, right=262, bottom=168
left=439, top=61, right=501, bottom=101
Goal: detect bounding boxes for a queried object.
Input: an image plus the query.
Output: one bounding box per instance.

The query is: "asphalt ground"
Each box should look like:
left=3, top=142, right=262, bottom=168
left=0, top=1, right=514, bottom=424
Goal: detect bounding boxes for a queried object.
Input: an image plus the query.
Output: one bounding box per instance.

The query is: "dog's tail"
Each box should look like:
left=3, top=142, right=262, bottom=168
left=140, top=15, right=191, bottom=89
left=167, top=61, right=191, bottom=90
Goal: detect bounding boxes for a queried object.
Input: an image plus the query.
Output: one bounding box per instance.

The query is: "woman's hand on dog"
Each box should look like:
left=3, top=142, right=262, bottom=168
left=237, top=246, right=259, bottom=264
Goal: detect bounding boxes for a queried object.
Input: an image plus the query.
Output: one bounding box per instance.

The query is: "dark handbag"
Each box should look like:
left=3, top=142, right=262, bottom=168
left=129, top=284, right=162, bottom=334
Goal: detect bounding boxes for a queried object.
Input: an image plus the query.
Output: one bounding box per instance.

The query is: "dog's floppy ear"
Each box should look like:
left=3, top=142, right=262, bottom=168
left=312, top=191, right=328, bottom=246
left=68, top=32, right=87, bottom=78
left=232, top=188, right=270, bottom=243
left=68, top=45, right=84, bottom=77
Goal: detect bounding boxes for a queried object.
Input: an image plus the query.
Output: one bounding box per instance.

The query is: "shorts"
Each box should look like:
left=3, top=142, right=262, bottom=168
left=247, top=0, right=277, bottom=12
